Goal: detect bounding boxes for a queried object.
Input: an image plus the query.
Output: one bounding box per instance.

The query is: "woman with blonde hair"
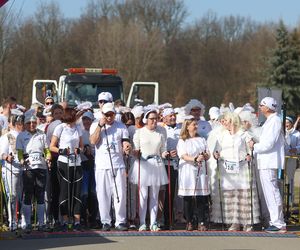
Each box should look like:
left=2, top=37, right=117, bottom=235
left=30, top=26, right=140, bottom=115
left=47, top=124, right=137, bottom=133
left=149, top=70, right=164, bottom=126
left=213, top=112, right=260, bottom=231
left=177, top=117, right=210, bottom=231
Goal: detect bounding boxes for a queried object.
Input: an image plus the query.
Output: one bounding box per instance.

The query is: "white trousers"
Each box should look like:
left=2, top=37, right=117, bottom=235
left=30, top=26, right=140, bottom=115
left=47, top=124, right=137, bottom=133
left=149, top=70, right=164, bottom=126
left=139, top=185, right=160, bottom=226
left=259, top=169, right=286, bottom=228
left=2, top=169, right=22, bottom=228
left=95, top=168, right=126, bottom=226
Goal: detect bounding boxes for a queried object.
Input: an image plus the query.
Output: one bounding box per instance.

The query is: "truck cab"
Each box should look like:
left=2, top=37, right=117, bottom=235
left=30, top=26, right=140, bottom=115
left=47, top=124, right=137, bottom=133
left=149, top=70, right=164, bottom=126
left=32, top=68, right=159, bottom=109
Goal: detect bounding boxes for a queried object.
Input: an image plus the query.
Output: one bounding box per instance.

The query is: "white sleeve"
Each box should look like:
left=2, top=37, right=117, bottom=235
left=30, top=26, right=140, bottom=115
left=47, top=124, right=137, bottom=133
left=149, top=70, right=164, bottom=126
left=0, top=136, right=9, bottom=156
left=177, top=139, right=186, bottom=158
left=254, top=118, right=282, bottom=153
left=133, top=128, right=141, bottom=150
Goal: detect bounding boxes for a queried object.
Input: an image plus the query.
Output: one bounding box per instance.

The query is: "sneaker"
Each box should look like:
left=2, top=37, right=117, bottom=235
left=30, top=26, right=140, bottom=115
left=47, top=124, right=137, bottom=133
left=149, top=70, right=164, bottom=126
left=129, top=224, right=137, bottom=230
left=115, top=223, right=128, bottom=231
left=228, top=223, right=240, bottom=231
left=150, top=222, right=161, bottom=232
left=243, top=224, right=253, bottom=232
left=265, top=225, right=287, bottom=233
left=38, top=224, right=52, bottom=232
left=25, top=224, right=32, bottom=234
left=186, top=222, right=193, bottom=231
left=138, top=224, right=147, bottom=231
left=198, top=222, right=208, bottom=231
left=102, top=223, right=111, bottom=231
left=73, top=223, right=84, bottom=232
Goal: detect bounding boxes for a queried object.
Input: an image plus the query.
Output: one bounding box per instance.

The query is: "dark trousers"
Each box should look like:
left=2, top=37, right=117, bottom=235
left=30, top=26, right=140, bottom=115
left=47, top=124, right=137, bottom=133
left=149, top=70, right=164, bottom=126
left=23, top=169, right=47, bottom=205
left=57, top=161, right=83, bottom=216
left=183, top=195, right=209, bottom=225
left=46, top=156, right=60, bottom=221
left=81, top=159, right=98, bottom=223
left=163, top=165, right=178, bottom=226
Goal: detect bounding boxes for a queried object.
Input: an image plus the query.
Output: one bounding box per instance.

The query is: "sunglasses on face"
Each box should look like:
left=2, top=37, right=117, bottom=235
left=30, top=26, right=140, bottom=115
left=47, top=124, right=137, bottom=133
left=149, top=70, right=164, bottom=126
left=99, top=100, right=108, bottom=104
left=46, top=102, right=54, bottom=105
left=104, top=112, right=115, bottom=117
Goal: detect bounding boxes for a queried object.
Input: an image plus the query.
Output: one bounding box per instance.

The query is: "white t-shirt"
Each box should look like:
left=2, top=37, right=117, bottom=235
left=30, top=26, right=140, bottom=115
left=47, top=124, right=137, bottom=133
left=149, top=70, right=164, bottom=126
left=16, top=130, right=48, bottom=169
left=90, top=120, right=129, bottom=170
left=53, top=123, right=82, bottom=166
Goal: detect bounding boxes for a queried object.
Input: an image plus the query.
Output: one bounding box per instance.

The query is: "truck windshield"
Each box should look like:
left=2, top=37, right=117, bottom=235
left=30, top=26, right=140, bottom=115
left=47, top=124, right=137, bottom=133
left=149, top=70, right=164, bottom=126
left=64, top=82, right=123, bottom=108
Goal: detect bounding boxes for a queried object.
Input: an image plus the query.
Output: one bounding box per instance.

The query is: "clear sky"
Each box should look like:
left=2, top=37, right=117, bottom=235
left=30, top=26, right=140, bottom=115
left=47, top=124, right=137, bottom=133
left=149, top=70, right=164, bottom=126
left=5, top=0, right=300, bottom=27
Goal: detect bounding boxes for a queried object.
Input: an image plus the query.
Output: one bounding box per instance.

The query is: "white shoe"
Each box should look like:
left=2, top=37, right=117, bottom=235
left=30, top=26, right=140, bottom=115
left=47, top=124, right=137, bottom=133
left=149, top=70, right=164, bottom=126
left=138, top=224, right=147, bottom=231
left=243, top=224, right=253, bottom=232
left=228, top=223, right=240, bottom=231
left=150, top=222, right=161, bottom=232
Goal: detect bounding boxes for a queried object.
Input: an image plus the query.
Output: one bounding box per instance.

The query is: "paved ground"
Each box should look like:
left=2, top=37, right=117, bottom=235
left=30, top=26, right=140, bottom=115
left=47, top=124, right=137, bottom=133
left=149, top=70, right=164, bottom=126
left=0, top=234, right=300, bottom=250
left=1, top=229, right=300, bottom=250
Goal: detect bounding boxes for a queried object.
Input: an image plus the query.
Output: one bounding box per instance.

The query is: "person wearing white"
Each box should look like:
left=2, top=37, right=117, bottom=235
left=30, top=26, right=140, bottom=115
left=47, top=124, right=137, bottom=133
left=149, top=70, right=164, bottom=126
left=249, top=97, right=286, bottom=233
left=213, top=112, right=260, bottom=232
left=93, top=92, right=113, bottom=120
left=0, top=114, right=24, bottom=231
left=16, top=114, right=51, bottom=233
left=177, top=117, right=210, bottom=231
left=130, top=109, right=169, bottom=232
left=90, top=102, right=131, bottom=231
left=50, top=107, right=83, bottom=232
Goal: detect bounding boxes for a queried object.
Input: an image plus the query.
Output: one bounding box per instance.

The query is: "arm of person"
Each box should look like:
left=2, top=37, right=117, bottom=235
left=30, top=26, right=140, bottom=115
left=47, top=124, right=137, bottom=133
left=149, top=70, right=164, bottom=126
left=254, top=118, right=282, bottom=153
left=90, top=118, right=105, bottom=145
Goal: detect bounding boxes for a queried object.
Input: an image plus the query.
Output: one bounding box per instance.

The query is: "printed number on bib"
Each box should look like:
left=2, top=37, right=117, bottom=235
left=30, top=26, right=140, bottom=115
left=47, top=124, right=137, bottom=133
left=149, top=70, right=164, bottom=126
left=29, top=153, right=43, bottom=165
left=224, top=161, right=239, bottom=174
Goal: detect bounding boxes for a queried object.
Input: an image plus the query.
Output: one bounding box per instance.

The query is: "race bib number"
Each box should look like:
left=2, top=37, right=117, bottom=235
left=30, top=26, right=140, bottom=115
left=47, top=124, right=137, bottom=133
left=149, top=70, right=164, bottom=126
left=29, top=153, right=43, bottom=165
left=223, top=161, right=239, bottom=174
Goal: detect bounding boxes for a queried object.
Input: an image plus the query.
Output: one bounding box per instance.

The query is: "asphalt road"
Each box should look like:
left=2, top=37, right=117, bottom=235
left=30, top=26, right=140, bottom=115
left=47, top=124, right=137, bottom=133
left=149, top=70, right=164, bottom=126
left=1, top=233, right=300, bottom=250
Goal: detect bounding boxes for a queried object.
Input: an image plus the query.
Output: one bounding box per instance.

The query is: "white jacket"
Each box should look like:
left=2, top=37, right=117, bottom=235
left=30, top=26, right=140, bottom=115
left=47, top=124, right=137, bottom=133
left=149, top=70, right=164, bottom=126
left=254, top=113, right=285, bottom=170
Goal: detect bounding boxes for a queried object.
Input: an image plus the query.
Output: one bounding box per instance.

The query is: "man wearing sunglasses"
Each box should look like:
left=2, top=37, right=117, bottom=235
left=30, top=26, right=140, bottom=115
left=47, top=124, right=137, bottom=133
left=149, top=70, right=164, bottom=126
left=249, top=97, right=286, bottom=233
left=90, top=102, right=131, bottom=232
left=94, top=92, right=113, bottom=120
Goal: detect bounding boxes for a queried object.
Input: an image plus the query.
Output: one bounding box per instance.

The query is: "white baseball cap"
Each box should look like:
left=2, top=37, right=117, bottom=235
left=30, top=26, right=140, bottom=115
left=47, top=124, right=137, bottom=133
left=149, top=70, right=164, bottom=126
left=260, top=97, right=277, bottom=111
left=102, top=102, right=115, bottom=114
left=98, top=92, right=113, bottom=102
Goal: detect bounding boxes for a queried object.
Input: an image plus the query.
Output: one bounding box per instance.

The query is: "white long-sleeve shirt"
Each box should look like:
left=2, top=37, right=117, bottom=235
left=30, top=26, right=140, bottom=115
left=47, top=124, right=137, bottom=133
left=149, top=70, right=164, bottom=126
left=254, top=113, right=285, bottom=170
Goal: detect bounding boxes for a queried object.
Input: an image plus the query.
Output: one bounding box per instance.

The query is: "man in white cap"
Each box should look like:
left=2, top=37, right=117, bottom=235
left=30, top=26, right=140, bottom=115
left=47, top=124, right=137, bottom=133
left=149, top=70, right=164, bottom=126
left=161, top=107, right=180, bottom=229
left=94, top=92, right=113, bottom=119
left=249, top=97, right=286, bottom=233
left=90, top=102, right=131, bottom=231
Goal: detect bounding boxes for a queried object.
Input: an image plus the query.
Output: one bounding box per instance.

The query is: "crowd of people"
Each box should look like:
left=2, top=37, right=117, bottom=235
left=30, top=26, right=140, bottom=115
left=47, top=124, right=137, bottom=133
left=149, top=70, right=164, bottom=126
left=0, top=93, right=299, bottom=234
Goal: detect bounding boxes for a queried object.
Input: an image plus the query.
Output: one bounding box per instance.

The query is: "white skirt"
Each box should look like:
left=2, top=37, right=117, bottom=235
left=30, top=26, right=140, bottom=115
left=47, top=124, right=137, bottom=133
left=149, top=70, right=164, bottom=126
left=129, top=157, right=168, bottom=186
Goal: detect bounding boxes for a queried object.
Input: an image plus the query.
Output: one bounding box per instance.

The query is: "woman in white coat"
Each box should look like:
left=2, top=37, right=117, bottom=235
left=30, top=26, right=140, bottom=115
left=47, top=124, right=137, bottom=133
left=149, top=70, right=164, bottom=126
left=214, top=112, right=260, bottom=231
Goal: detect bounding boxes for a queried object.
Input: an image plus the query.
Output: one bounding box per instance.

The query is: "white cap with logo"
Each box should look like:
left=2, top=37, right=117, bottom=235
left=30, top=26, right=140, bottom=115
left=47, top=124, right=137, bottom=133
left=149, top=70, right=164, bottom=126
left=260, top=97, right=277, bottom=111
